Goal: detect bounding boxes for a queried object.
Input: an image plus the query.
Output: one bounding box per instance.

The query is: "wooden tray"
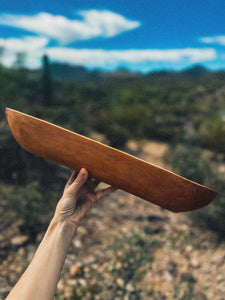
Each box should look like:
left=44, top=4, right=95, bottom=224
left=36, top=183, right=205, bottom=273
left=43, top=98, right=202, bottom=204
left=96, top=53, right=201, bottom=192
left=6, top=108, right=217, bottom=212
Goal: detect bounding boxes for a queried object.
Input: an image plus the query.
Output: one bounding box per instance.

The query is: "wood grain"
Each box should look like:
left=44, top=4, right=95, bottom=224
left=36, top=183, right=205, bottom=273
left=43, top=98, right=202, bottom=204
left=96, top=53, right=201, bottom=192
left=6, top=108, right=217, bottom=212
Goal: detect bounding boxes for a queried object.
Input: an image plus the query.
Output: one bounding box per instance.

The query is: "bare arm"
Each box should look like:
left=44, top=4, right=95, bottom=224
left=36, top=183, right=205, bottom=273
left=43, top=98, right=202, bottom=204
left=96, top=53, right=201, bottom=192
left=6, top=168, right=116, bottom=300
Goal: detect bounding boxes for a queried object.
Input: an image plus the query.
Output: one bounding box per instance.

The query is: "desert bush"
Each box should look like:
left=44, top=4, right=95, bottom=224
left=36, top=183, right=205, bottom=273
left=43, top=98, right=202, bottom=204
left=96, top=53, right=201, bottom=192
left=164, top=144, right=212, bottom=184
left=0, top=181, right=46, bottom=235
left=109, top=230, right=163, bottom=298
left=88, top=111, right=129, bottom=149
left=198, top=117, right=225, bottom=153
left=0, top=170, right=67, bottom=237
left=165, top=143, right=225, bottom=235
left=56, top=229, right=163, bottom=300
left=0, top=129, right=69, bottom=236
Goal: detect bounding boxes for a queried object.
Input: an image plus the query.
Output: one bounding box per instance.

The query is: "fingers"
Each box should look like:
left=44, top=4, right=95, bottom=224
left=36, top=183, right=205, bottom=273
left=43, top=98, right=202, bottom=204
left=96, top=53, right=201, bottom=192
left=95, top=186, right=117, bottom=201
left=67, top=168, right=88, bottom=194
left=65, top=169, right=117, bottom=202
left=73, top=168, right=88, bottom=191
left=65, top=170, right=78, bottom=189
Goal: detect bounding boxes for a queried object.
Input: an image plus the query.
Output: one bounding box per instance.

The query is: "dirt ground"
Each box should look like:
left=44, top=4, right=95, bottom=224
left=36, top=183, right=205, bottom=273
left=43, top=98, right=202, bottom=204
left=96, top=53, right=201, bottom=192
left=1, top=139, right=225, bottom=299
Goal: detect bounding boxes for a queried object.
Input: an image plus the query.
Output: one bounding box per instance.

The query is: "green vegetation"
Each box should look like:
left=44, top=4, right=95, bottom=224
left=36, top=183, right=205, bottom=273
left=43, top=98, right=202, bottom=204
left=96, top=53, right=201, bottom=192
left=0, top=62, right=225, bottom=237
left=109, top=230, right=162, bottom=298
left=59, top=229, right=162, bottom=300
left=165, top=143, right=225, bottom=235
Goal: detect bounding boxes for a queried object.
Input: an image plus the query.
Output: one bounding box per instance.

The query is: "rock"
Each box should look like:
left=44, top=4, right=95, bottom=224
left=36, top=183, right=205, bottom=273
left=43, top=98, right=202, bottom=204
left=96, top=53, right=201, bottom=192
left=67, top=279, right=78, bottom=286
left=116, top=250, right=123, bottom=258
left=83, top=266, right=90, bottom=274
left=126, top=282, right=135, bottom=292
left=78, top=278, right=87, bottom=287
left=73, top=239, right=82, bottom=248
left=17, top=247, right=25, bottom=257
left=116, top=277, right=124, bottom=288
left=64, top=286, right=73, bottom=298
left=8, top=271, right=18, bottom=284
left=115, top=261, right=122, bottom=269
left=211, top=249, right=225, bottom=263
left=77, top=226, right=87, bottom=235
left=84, top=255, right=96, bottom=264
left=164, top=271, right=173, bottom=282
left=91, top=264, right=98, bottom=270
left=69, top=264, right=82, bottom=277
left=190, top=257, right=200, bottom=268
left=185, top=245, right=193, bottom=254
left=216, top=274, right=224, bottom=282
left=11, top=235, right=29, bottom=247
left=26, top=244, right=37, bottom=262
left=15, top=265, right=24, bottom=274
left=36, top=232, right=45, bottom=243
left=57, top=279, right=65, bottom=291
left=0, top=276, right=11, bottom=295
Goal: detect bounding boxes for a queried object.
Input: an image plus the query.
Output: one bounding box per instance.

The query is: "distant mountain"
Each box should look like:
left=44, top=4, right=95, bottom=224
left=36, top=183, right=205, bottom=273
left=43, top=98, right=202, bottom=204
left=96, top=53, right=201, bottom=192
left=103, top=68, right=141, bottom=78
left=31, top=63, right=141, bottom=81
left=183, top=65, right=209, bottom=76
left=48, top=63, right=101, bottom=80
left=30, top=62, right=224, bottom=82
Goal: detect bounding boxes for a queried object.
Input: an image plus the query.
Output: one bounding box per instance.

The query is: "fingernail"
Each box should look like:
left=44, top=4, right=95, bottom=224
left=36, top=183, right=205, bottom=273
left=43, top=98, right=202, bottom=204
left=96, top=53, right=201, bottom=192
left=81, top=168, right=88, bottom=177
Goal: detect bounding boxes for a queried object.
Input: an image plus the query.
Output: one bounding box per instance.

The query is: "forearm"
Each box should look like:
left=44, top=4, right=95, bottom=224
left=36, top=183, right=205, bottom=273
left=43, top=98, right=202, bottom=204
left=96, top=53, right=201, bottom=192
left=6, top=218, right=76, bottom=300
left=6, top=168, right=115, bottom=300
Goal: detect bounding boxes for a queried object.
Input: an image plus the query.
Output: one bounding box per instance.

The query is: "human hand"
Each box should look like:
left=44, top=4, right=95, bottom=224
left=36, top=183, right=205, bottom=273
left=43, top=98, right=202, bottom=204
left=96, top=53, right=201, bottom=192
left=6, top=168, right=116, bottom=300
left=54, top=168, right=116, bottom=228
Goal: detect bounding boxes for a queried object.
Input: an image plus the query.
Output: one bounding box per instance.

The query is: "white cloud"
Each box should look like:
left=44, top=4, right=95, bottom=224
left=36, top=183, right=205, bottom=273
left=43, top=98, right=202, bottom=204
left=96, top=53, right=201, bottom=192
left=0, top=35, right=216, bottom=71
left=0, top=36, right=49, bottom=52
left=78, top=10, right=140, bottom=38
left=200, top=35, right=225, bottom=46
left=0, top=36, right=48, bottom=67
left=0, top=10, right=140, bottom=44
left=46, top=47, right=216, bottom=68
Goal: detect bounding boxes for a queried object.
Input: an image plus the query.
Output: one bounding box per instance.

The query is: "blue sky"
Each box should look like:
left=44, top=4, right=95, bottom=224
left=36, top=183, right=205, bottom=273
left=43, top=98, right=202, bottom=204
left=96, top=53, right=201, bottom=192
left=0, top=0, right=225, bottom=73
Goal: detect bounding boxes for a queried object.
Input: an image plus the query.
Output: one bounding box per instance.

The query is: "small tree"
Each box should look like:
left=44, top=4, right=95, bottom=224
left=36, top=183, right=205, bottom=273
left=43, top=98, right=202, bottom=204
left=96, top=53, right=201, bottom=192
left=0, top=46, right=4, bottom=66
left=14, top=51, right=26, bottom=69
left=42, top=54, right=53, bottom=106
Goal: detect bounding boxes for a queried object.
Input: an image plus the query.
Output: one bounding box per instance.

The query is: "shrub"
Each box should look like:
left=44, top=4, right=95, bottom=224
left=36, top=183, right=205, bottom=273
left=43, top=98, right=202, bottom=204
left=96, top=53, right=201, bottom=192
left=164, top=143, right=225, bottom=236
left=164, top=144, right=212, bottom=184
left=198, top=117, right=225, bottom=153
left=109, top=230, right=163, bottom=298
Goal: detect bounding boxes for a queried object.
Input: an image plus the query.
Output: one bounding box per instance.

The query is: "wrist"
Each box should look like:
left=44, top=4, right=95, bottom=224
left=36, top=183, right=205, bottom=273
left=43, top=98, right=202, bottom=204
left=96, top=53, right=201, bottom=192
left=47, top=216, right=78, bottom=241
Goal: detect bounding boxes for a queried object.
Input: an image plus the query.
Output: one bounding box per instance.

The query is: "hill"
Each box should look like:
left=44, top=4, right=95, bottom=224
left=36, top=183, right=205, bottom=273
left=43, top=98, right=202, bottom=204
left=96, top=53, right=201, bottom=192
left=30, top=63, right=141, bottom=81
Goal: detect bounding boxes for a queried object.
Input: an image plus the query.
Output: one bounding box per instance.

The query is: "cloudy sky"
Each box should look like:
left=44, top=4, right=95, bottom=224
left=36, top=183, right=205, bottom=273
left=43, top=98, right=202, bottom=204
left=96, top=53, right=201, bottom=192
left=0, top=0, right=225, bottom=73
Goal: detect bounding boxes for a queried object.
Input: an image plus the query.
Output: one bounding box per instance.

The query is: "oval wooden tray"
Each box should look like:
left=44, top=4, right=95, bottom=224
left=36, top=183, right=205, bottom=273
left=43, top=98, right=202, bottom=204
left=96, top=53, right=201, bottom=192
left=6, top=108, right=217, bottom=212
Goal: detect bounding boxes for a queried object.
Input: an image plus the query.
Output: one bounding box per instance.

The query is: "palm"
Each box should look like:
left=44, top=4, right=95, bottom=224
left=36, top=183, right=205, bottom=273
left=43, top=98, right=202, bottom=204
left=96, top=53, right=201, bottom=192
left=54, top=169, right=116, bottom=227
